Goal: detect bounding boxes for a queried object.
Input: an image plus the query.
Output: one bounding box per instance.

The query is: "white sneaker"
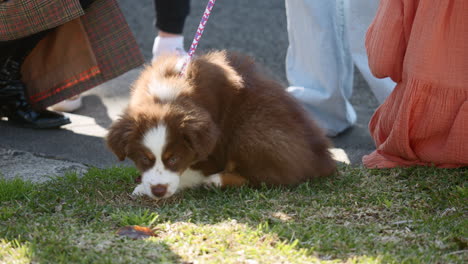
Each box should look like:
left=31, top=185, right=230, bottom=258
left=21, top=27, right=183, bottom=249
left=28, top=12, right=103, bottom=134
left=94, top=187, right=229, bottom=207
left=49, top=95, right=82, bottom=113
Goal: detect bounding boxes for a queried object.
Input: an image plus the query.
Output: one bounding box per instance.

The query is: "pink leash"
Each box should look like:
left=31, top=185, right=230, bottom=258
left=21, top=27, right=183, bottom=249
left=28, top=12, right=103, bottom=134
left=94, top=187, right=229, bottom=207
left=179, top=0, right=217, bottom=76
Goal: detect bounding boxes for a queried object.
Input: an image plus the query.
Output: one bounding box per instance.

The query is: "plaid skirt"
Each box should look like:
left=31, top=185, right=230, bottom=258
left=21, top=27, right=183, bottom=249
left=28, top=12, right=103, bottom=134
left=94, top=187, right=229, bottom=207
left=0, top=0, right=144, bottom=109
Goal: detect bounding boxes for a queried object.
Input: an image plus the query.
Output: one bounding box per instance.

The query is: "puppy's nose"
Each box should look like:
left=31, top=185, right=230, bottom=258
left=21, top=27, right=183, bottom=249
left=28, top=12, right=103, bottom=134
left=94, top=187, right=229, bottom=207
left=151, top=184, right=168, bottom=198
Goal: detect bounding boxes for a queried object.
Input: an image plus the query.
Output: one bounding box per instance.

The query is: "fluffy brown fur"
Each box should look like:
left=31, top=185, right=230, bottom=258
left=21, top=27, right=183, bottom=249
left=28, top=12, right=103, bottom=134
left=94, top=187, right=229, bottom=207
left=107, top=51, right=336, bottom=190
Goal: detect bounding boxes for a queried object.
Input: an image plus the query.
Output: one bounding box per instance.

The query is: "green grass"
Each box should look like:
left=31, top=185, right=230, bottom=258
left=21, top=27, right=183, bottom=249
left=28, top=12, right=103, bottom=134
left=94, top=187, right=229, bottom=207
left=0, top=166, right=466, bottom=263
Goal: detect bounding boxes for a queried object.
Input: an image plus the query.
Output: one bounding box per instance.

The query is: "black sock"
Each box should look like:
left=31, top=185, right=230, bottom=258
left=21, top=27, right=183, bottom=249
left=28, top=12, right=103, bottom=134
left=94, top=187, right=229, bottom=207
left=154, top=0, right=190, bottom=34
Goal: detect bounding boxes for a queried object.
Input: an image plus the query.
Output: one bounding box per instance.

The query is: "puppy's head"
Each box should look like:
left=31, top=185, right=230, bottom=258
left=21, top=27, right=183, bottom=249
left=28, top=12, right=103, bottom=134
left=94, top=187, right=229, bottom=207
left=106, top=56, right=219, bottom=199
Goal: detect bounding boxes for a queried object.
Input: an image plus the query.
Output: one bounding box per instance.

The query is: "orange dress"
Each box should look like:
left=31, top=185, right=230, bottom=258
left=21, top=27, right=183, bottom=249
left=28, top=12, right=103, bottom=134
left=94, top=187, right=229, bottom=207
left=363, top=0, right=468, bottom=168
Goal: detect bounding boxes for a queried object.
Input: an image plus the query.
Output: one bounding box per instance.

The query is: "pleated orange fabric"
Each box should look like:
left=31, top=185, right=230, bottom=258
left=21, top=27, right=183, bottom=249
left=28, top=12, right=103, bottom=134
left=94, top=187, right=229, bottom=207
left=363, top=0, right=468, bottom=168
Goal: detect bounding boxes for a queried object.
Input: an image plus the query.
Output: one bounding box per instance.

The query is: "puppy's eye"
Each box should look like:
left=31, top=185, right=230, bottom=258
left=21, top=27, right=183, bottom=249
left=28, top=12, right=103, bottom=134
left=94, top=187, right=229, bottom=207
left=167, top=156, right=179, bottom=166
left=142, top=156, right=150, bottom=164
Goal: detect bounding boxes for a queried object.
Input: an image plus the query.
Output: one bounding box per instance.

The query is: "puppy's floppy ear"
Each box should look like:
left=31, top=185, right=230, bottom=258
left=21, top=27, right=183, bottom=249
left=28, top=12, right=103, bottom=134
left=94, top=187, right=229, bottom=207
left=106, top=115, right=135, bottom=161
left=181, top=111, right=219, bottom=161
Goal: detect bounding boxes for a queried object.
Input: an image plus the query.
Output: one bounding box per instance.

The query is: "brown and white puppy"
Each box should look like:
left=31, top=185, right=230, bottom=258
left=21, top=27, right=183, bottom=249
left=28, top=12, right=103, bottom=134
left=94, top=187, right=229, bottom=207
left=106, top=51, right=336, bottom=199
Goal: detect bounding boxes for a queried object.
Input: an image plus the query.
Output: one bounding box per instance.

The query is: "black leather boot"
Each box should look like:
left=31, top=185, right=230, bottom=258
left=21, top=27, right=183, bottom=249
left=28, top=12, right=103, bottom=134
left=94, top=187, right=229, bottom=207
left=0, top=56, right=71, bottom=128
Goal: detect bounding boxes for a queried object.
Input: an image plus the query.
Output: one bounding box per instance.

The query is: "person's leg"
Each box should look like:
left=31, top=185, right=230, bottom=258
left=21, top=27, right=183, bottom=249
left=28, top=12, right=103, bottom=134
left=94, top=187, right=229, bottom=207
left=0, top=31, right=70, bottom=128
left=152, top=0, right=190, bottom=60
left=154, top=0, right=190, bottom=34
left=345, top=0, right=394, bottom=103
left=285, top=0, right=356, bottom=136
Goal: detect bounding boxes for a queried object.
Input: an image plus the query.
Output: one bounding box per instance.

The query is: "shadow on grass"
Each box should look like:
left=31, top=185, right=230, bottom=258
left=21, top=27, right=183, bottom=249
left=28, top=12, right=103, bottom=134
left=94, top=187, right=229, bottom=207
left=0, top=169, right=185, bottom=264
left=0, top=166, right=466, bottom=263
left=132, top=166, right=467, bottom=263
left=0, top=237, right=184, bottom=264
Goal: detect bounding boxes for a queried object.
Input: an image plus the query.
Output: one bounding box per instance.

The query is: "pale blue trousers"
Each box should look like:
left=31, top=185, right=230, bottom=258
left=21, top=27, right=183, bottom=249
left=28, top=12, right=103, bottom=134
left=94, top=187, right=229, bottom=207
left=285, top=0, right=395, bottom=136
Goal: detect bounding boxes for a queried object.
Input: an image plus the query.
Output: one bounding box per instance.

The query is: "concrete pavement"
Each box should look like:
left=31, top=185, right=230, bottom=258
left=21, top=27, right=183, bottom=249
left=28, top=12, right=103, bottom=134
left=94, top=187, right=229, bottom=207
left=0, top=0, right=379, bottom=182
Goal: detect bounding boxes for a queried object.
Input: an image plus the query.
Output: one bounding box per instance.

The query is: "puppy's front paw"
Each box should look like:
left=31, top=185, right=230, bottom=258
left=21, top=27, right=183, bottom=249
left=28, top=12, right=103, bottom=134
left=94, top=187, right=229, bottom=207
left=202, top=174, right=222, bottom=188
left=132, top=184, right=147, bottom=197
